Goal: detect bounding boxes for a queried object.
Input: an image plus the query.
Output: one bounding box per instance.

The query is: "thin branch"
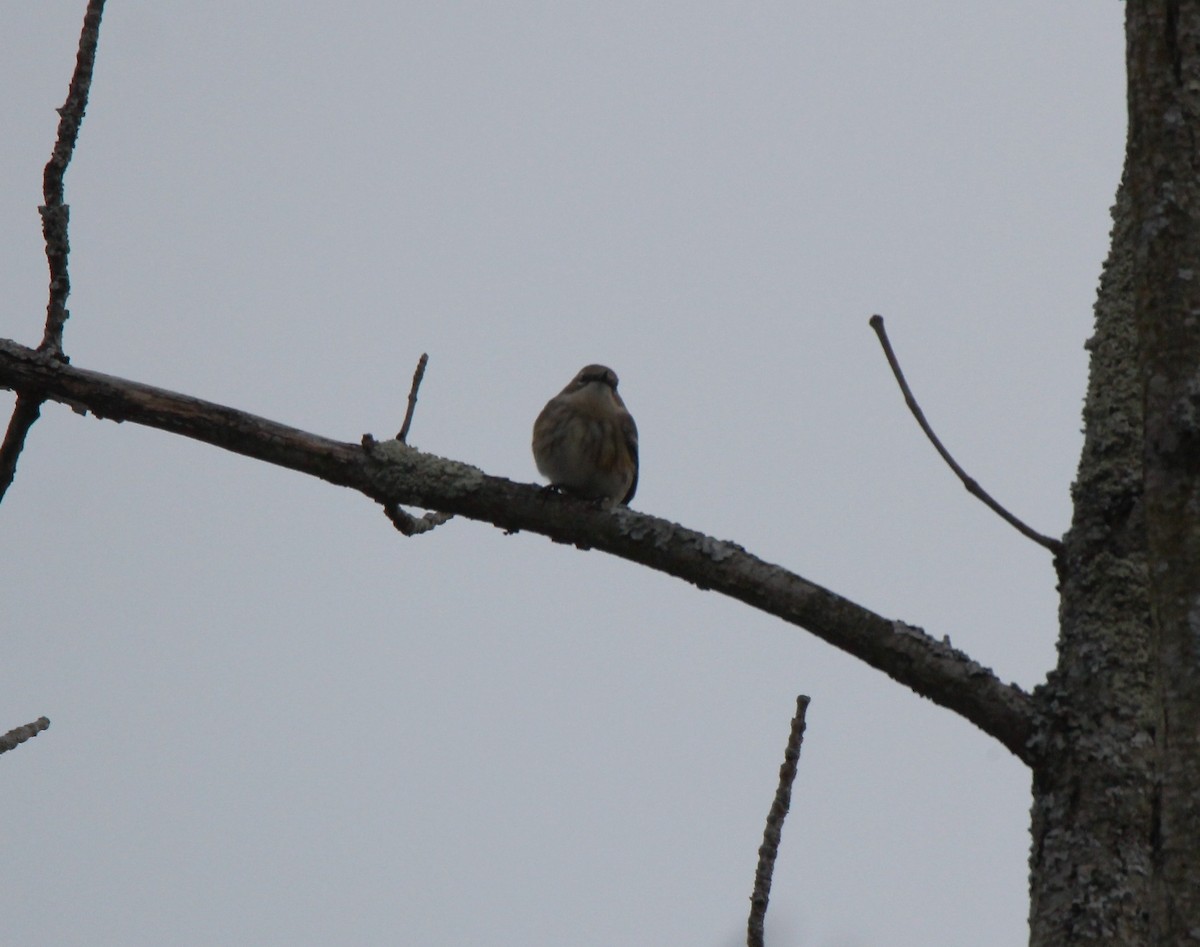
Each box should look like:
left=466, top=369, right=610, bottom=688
left=396, top=352, right=429, bottom=443
left=40, top=0, right=107, bottom=359
left=0, top=717, right=50, bottom=756
left=0, top=337, right=1038, bottom=762
left=748, top=695, right=809, bottom=947
left=869, top=315, right=1063, bottom=556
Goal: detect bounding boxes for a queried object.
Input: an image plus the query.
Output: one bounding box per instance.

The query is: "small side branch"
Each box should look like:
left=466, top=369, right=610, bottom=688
left=383, top=501, right=453, bottom=536
left=396, top=353, right=429, bottom=443
left=0, top=717, right=50, bottom=756
left=0, top=394, right=43, bottom=503
left=747, top=695, right=809, bottom=947
left=869, top=315, right=1063, bottom=555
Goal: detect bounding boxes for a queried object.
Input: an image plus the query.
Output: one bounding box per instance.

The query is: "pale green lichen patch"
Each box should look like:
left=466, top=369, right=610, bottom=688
left=371, top=438, right=486, bottom=496
left=615, top=509, right=741, bottom=562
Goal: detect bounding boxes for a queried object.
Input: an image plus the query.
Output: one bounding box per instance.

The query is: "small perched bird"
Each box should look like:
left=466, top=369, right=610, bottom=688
left=532, top=364, right=639, bottom=505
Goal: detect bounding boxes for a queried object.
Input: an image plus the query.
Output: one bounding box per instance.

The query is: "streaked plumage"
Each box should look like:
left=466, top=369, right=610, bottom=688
left=532, top=364, right=638, bottom=505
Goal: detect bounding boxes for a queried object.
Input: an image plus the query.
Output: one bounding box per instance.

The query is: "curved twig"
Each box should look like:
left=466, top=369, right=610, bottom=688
left=869, top=315, right=1063, bottom=555
left=382, top=498, right=453, bottom=536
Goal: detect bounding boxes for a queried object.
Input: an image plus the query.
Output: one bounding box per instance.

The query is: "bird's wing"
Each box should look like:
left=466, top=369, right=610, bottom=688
left=620, top=411, right=639, bottom=504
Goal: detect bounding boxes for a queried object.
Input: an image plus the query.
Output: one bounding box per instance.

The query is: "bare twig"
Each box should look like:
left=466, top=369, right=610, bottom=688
left=40, top=0, right=108, bottom=359
left=396, top=353, right=429, bottom=442
left=0, top=716, right=50, bottom=756
left=869, top=315, right=1063, bottom=555
left=748, top=695, right=809, bottom=947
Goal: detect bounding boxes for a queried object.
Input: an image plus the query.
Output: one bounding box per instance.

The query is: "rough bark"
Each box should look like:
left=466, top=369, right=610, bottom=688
left=1029, top=3, right=1200, bottom=943
left=1029, top=177, right=1156, bottom=946
left=1127, top=2, right=1200, bottom=939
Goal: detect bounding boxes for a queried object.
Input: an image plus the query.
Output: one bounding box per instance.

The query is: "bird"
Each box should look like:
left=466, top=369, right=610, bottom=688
left=532, top=364, right=639, bottom=505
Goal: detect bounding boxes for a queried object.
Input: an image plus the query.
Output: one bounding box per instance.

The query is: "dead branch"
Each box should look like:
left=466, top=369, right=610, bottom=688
left=0, top=337, right=1037, bottom=763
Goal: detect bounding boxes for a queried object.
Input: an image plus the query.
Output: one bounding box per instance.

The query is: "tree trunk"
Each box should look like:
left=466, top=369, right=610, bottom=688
left=1029, top=3, right=1200, bottom=943
left=1128, top=2, right=1200, bottom=938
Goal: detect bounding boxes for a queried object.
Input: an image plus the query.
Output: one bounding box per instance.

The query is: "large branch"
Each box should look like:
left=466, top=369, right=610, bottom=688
left=0, top=337, right=1036, bottom=761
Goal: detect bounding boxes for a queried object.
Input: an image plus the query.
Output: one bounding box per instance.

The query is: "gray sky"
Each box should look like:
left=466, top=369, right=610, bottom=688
left=3, top=4, right=1124, bottom=945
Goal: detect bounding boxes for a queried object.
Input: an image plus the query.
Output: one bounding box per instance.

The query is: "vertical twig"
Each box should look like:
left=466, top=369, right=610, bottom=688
left=396, top=353, right=429, bottom=443
left=748, top=695, right=809, bottom=947
left=40, top=0, right=108, bottom=358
